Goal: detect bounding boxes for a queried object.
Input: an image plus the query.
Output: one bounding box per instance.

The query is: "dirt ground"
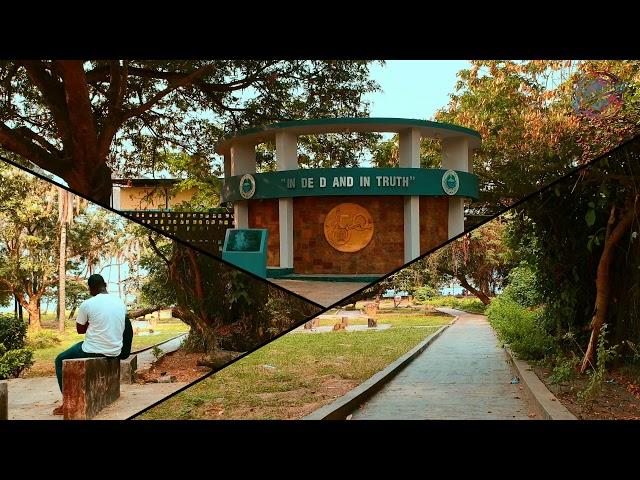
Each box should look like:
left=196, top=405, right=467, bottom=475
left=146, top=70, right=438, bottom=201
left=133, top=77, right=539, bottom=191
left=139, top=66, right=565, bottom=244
left=532, top=365, right=640, bottom=420
left=137, top=350, right=211, bottom=383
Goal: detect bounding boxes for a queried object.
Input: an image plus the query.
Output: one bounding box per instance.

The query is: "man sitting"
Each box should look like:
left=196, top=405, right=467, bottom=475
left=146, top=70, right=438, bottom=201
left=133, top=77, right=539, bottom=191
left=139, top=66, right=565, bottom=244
left=52, top=274, right=126, bottom=415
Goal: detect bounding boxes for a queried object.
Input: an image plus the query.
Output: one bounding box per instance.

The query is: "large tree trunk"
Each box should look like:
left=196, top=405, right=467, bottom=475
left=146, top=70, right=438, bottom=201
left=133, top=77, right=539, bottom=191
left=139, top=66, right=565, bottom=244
left=27, top=297, right=42, bottom=332
left=456, top=274, right=492, bottom=305
left=580, top=200, right=637, bottom=373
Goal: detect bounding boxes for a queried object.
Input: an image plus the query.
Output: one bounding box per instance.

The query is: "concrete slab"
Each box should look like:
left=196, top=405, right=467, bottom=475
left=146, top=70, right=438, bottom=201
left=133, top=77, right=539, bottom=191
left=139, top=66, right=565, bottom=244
left=136, top=334, right=187, bottom=370
left=268, top=279, right=369, bottom=307
left=5, top=376, right=187, bottom=420
left=351, top=309, right=536, bottom=420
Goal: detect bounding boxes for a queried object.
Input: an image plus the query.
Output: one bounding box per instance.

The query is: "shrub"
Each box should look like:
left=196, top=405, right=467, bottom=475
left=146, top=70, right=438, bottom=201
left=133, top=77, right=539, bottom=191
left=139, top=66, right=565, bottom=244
left=27, top=330, right=62, bottom=349
left=0, top=343, right=34, bottom=379
left=413, top=286, right=437, bottom=303
left=501, top=265, right=541, bottom=308
left=486, top=296, right=555, bottom=360
left=0, top=313, right=28, bottom=350
left=578, top=324, right=619, bottom=403
left=548, top=354, right=580, bottom=384
left=421, top=296, right=487, bottom=314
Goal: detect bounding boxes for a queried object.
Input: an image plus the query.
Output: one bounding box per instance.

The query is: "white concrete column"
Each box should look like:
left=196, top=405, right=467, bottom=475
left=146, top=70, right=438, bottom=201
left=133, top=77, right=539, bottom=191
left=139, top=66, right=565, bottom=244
left=442, top=137, right=469, bottom=239
left=399, top=128, right=421, bottom=263
left=230, top=143, right=256, bottom=229
left=111, top=186, right=121, bottom=210
left=276, top=132, right=297, bottom=269
left=223, top=153, right=231, bottom=179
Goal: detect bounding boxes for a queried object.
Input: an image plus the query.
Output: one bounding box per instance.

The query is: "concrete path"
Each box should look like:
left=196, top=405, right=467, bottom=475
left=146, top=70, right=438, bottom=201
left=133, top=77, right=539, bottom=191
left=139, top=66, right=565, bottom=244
left=136, top=333, right=187, bottom=370
left=351, top=308, right=535, bottom=420
left=4, top=376, right=187, bottom=420
left=5, top=334, right=189, bottom=420
left=269, top=279, right=369, bottom=307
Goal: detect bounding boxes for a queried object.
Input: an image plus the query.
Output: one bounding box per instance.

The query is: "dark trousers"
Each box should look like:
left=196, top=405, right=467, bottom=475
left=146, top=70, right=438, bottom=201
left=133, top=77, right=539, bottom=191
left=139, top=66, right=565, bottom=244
left=54, top=342, right=104, bottom=392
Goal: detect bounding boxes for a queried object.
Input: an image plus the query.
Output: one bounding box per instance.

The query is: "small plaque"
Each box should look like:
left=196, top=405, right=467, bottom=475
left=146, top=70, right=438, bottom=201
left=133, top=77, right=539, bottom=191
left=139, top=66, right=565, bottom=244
left=225, top=229, right=264, bottom=252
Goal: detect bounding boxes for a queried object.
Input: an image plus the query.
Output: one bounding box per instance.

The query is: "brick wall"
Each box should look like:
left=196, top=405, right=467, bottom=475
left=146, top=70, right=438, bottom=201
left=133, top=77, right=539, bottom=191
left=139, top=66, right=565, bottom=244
left=420, top=197, right=449, bottom=254
left=293, top=196, right=405, bottom=274
left=248, top=199, right=280, bottom=266
left=248, top=195, right=451, bottom=274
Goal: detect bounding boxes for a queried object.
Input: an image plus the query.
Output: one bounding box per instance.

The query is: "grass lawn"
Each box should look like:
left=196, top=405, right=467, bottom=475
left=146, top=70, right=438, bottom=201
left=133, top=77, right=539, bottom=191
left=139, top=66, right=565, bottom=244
left=139, top=310, right=451, bottom=420
left=23, top=315, right=189, bottom=377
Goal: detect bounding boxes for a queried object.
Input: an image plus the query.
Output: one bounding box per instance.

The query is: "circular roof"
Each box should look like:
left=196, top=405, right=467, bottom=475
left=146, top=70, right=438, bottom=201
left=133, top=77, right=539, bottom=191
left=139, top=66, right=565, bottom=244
left=215, top=117, right=481, bottom=155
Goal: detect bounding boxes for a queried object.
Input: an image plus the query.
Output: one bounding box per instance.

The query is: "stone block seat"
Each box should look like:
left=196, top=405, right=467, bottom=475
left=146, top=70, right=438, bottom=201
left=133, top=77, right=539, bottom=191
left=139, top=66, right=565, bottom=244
left=62, top=357, right=120, bottom=420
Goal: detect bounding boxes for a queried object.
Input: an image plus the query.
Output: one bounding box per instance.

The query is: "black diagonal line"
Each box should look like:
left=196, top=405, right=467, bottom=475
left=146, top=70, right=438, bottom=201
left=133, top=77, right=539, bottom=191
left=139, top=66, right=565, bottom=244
left=127, top=132, right=640, bottom=419
left=0, top=154, right=324, bottom=311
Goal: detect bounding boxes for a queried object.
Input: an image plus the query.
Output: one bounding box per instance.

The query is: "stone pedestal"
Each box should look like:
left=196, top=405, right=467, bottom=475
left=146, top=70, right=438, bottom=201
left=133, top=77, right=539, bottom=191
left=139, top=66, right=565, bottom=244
left=0, top=381, right=7, bottom=420
left=120, top=355, right=138, bottom=384
left=63, top=357, right=120, bottom=420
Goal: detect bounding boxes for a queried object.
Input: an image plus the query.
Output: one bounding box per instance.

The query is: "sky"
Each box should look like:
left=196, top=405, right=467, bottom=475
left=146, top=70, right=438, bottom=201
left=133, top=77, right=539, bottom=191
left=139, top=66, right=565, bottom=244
left=366, top=60, right=471, bottom=120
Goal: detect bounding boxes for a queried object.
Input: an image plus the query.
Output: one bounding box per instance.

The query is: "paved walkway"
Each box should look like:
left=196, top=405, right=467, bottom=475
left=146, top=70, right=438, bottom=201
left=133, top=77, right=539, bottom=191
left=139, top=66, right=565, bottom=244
left=5, top=333, right=189, bottom=420
left=4, top=376, right=187, bottom=420
left=351, top=308, right=535, bottom=420
left=269, top=279, right=369, bottom=307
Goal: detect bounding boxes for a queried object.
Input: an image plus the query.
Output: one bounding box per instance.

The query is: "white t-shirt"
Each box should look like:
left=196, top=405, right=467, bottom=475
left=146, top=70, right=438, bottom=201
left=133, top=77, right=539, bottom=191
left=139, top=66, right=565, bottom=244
left=76, top=293, right=127, bottom=356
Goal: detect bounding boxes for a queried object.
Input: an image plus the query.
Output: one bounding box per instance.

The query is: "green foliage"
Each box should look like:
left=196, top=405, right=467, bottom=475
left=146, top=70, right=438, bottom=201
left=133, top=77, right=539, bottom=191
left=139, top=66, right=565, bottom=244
left=0, top=60, right=383, bottom=187
left=0, top=343, right=34, bottom=379
left=181, top=331, right=207, bottom=354
left=26, top=330, right=62, bottom=349
left=548, top=354, right=580, bottom=384
left=151, top=344, right=163, bottom=362
left=578, top=324, right=619, bottom=403
left=501, top=265, right=541, bottom=308
left=0, top=313, right=27, bottom=350
left=486, top=297, right=555, bottom=360
left=421, top=296, right=487, bottom=314
left=413, top=286, right=438, bottom=303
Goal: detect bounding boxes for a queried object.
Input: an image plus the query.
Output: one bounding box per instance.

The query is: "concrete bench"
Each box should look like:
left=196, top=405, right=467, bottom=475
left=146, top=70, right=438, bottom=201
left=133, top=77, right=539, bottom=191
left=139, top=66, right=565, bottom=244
left=62, top=357, right=120, bottom=420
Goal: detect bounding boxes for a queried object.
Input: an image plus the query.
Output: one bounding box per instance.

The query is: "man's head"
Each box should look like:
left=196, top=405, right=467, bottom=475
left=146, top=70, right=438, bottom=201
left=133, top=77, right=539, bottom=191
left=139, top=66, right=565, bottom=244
left=87, top=274, right=108, bottom=296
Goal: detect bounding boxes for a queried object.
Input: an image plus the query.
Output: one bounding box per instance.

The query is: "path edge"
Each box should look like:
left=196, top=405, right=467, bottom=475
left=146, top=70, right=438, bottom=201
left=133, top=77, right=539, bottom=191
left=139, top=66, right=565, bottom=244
left=503, top=346, right=577, bottom=420
left=303, top=316, right=458, bottom=420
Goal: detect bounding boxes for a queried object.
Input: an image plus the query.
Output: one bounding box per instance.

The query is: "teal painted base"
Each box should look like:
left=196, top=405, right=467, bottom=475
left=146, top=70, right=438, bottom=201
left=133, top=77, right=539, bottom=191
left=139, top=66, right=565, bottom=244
left=266, top=267, right=295, bottom=278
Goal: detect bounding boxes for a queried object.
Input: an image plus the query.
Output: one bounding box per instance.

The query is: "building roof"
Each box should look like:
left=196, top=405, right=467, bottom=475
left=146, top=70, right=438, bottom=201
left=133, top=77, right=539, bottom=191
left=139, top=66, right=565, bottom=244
left=112, top=178, right=182, bottom=187
left=215, top=117, right=482, bottom=155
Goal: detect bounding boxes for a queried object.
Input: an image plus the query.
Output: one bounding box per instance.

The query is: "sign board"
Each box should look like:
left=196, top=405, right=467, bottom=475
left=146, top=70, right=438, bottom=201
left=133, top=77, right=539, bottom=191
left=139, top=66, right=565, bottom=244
left=222, top=229, right=268, bottom=278
left=221, top=168, right=479, bottom=202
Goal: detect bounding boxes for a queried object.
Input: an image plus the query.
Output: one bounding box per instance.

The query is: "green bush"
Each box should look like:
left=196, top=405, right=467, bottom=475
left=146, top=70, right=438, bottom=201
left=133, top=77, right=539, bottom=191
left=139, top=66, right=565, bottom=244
left=548, top=354, right=580, bottom=384
left=421, top=296, right=487, bottom=314
left=0, top=313, right=28, bottom=350
left=26, top=330, right=62, bottom=349
left=502, top=265, right=541, bottom=308
left=486, top=297, right=555, bottom=360
left=413, top=286, right=437, bottom=303
left=0, top=343, right=34, bottom=379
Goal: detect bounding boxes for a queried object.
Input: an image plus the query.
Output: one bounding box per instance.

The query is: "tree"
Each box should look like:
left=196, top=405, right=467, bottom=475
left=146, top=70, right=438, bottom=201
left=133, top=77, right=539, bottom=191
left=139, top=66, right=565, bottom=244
left=0, top=60, right=381, bottom=205
left=0, top=163, right=118, bottom=331
left=435, top=60, right=640, bottom=215
left=141, top=234, right=318, bottom=363
left=426, top=220, right=511, bottom=305
left=57, top=187, right=74, bottom=332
